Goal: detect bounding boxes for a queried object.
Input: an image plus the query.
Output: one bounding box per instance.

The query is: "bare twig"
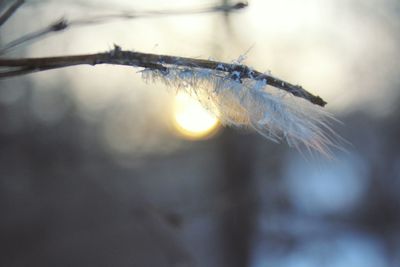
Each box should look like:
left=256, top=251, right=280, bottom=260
left=0, top=2, right=247, bottom=55
left=0, top=19, right=67, bottom=55
left=70, top=2, right=247, bottom=25
left=0, top=47, right=326, bottom=106
left=0, top=0, right=24, bottom=27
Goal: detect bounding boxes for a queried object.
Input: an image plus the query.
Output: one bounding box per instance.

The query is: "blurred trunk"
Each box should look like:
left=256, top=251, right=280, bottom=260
left=218, top=129, right=257, bottom=267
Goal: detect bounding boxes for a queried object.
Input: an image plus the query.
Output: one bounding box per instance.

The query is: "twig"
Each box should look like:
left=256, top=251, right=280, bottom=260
left=0, top=47, right=326, bottom=106
left=0, top=0, right=24, bottom=27
left=0, top=19, right=67, bottom=55
left=70, top=2, right=248, bottom=25
left=0, top=2, right=247, bottom=55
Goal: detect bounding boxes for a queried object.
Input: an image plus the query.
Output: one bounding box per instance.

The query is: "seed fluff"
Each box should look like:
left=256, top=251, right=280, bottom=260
left=141, top=61, right=341, bottom=156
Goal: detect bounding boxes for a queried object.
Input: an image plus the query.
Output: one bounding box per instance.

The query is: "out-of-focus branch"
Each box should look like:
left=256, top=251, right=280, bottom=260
left=0, top=0, right=24, bottom=27
left=70, top=2, right=248, bottom=25
left=0, top=2, right=247, bottom=55
left=0, top=19, right=67, bottom=55
left=0, top=47, right=327, bottom=106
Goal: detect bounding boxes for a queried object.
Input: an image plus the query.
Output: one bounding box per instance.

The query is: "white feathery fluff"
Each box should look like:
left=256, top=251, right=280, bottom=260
left=141, top=65, right=341, bottom=156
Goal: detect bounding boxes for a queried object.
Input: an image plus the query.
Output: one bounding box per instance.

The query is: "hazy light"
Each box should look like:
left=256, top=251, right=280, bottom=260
left=284, top=152, right=368, bottom=215
left=172, top=91, right=219, bottom=140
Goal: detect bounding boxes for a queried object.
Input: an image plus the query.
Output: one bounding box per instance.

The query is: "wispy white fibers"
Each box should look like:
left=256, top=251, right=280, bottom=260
left=142, top=65, right=341, bottom=156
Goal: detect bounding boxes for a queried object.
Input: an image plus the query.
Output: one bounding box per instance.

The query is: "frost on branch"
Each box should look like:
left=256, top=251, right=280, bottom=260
left=141, top=63, right=340, bottom=155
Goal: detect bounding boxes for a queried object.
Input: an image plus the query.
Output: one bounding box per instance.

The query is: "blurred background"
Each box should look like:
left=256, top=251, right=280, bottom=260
left=0, top=0, right=400, bottom=266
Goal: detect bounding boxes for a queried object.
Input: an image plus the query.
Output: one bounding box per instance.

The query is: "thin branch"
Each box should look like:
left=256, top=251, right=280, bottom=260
left=0, top=19, right=67, bottom=55
left=70, top=2, right=248, bottom=25
left=0, top=2, right=247, bottom=55
left=0, top=0, right=24, bottom=27
left=0, top=47, right=326, bottom=106
left=0, top=65, right=58, bottom=78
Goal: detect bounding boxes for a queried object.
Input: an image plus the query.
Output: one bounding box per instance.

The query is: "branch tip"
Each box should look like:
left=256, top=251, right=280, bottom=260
left=50, top=18, right=68, bottom=31
left=233, top=2, right=248, bottom=10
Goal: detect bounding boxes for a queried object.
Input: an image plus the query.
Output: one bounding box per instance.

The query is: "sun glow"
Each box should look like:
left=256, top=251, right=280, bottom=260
left=172, top=92, right=219, bottom=140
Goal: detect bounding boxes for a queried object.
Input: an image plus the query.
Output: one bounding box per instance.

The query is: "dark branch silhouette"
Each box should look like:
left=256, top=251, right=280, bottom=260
left=0, top=1, right=247, bottom=55
left=0, top=0, right=24, bottom=27
left=0, top=47, right=326, bottom=106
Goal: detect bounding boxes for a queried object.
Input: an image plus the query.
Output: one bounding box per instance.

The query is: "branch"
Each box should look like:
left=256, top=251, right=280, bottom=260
left=0, top=47, right=326, bottom=106
left=0, top=0, right=24, bottom=27
left=70, top=2, right=248, bottom=25
left=0, top=19, right=67, bottom=55
left=0, top=2, right=247, bottom=55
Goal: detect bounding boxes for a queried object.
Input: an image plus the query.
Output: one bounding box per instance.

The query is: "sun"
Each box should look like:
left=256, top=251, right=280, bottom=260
left=172, top=91, right=219, bottom=140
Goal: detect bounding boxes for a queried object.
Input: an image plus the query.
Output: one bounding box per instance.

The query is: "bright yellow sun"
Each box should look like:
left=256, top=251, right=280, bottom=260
left=172, top=91, right=219, bottom=140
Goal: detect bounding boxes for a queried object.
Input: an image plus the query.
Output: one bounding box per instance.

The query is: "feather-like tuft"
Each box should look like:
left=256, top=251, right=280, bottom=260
left=141, top=64, right=341, bottom=156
